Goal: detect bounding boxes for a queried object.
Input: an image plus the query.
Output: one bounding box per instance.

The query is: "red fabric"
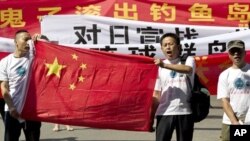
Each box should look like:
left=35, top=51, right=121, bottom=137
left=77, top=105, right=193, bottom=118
left=20, top=41, right=158, bottom=131
left=195, top=53, right=229, bottom=95
left=0, top=52, right=9, bottom=59
left=196, top=51, right=250, bottom=95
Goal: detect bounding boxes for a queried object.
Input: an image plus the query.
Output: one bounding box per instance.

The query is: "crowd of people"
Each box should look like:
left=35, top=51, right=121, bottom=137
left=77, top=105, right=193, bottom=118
left=0, top=30, right=249, bottom=141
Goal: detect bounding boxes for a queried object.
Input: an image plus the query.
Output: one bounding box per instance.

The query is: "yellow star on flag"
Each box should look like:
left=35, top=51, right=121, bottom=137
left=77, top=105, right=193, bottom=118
left=72, top=53, right=78, bottom=60
left=80, top=63, right=87, bottom=70
left=45, top=57, right=66, bottom=78
left=78, top=75, right=85, bottom=82
left=69, top=83, right=76, bottom=90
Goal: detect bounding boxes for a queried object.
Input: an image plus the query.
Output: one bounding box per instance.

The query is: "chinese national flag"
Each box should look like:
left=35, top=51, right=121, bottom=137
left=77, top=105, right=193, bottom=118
left=20, top=41, right=158, bottom=131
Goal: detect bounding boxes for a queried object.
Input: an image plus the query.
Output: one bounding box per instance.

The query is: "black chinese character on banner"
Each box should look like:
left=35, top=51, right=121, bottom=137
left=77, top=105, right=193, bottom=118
left=110, top=26, right=129, bottom=44
left=128, top=45, right=156, bottom=57
left=90, top=46, right=117, bottom=52
left=182, top=42, right=196, bottom=56
left=175, top=27, right=199, bottom=40
left=208, top=40, right=226, bottom=54
left=137, top=26, right=163, bottom=44
left=74, top=24, right=101, bottom=44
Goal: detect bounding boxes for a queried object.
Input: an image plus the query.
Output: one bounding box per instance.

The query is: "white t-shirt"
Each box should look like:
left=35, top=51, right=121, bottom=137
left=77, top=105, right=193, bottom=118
left=217, top=64, right=250, bottom=125
left=0, top=40, right=34, bottom=114
left=154, top=56, right=196, bottom=115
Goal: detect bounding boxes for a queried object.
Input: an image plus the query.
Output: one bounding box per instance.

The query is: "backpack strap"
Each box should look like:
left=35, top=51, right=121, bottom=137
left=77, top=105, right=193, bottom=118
left=186, top=74, right=193, bottom=90
left=180, top=56, right=193, bottom=89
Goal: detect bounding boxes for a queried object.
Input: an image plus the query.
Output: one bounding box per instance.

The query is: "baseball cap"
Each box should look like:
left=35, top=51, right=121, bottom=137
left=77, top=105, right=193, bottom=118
left=227, top=40, right=245, bottom=51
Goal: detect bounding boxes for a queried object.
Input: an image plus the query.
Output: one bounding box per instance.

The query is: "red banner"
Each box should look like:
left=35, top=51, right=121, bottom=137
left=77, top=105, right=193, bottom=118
left=20, top=41, right=158, bottom=131
left=0, top=0, right=249, bottom=38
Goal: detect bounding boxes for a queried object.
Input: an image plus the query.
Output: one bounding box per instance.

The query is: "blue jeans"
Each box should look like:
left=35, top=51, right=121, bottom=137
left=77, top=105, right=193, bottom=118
left=4, top=112, right=41, bottom=141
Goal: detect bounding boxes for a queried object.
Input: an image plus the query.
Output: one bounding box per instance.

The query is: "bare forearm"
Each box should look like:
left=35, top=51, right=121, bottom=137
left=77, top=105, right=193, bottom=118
left=2, top=92, right=15, bottom=110
left=221, top=98, right=239, bottom=124
left=154, top=59, right=192, bottom=74
left=1, top=82, right=14, bottom=110
left=152, top=91, right=160, bottom=112
left=161, top=63, right=192, bottom=74
left=150, top=91, right=161, bottom=129
left=2, top=91, right=20, bottom=119
left=1, top=81, right=19, bottom=118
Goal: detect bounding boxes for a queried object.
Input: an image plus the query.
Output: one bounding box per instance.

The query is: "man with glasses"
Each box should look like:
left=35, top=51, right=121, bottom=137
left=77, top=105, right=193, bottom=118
left=217, top=40, right=250, bottom=141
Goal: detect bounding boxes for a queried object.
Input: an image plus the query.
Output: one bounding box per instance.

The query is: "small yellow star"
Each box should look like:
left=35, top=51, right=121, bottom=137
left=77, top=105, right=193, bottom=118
left=80, top=63, right=87, bottom=70
left=72, top=53, right=78, bottom=60
left=69, top=83, right=76, bottom=90
left=45, top=57, right=66, bottom=78
left=78, top=75, right=85, bottom=82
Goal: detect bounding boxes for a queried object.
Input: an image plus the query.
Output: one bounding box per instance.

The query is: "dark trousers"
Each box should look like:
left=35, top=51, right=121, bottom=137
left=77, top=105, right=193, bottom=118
left=4, top=112, right=41, bottom=141
left=0, top=98, right=5, bottom=122
left=156, top=114, right=194, bottom=141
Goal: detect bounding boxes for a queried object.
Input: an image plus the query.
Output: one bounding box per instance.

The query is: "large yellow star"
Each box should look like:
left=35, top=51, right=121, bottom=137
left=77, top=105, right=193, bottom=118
left=45, top=57, right=66, bottom=78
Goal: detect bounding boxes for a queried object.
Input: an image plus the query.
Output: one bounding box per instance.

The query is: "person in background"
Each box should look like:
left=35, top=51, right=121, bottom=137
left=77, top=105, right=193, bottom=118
left=153, top=33, right=195, bottom=141
left=53, top=124, right=74, bottom=131
left=217, top=40, right=250, bottom=141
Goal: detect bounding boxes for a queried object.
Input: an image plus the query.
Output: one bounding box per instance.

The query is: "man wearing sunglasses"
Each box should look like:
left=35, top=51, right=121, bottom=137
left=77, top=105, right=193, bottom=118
left=217, top=40, right=250, bottom=141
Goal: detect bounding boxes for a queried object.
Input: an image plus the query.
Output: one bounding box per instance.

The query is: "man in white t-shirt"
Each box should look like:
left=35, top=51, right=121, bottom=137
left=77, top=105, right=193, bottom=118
left=153, top=33, right=196, bottom=141
left=0, top=30, right=41, bottom=141
left=217, top=40, right=250, bottom=141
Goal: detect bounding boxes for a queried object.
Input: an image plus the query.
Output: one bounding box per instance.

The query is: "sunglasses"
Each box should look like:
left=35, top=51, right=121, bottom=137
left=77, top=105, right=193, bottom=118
left=229, top=48, right=244, bottom=55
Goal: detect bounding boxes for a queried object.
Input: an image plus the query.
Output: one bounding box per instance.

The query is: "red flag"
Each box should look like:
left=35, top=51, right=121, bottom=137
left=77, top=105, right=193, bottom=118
left=20, top=41, right=158, bottom=131
left=195, top=51, right=250, bottom=95
left=0, top=52, right=9, bottom=59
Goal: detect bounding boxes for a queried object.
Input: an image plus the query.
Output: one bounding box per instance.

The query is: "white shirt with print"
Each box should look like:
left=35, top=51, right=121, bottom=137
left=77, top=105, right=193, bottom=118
left=154, top=56, right=196, bottom=116
left=0, top=40, right=34, bottom=119
left=217, top=64, right=250, bottom=125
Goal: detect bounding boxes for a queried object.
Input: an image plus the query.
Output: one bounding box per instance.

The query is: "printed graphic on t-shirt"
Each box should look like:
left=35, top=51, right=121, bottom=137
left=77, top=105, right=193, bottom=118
left=234, top=78, right=244, bottom=89
left=170, top=70, right=176, bottom=78
left=246, top=81, right=250, bottom=87
left=16, top=66, right=26, bottom=76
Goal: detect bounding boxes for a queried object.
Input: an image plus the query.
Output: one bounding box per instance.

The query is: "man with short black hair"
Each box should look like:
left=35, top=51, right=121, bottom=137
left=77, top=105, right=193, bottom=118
left=0, top=29, right=41, bottom=141
left=153, top=33, right=195, bottom=141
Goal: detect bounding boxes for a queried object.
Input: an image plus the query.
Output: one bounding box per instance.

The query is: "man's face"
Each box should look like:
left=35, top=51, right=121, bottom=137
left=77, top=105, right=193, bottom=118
left=228, top=47, right=246, bottom=67
left=15, top=32, right=32, bottom=54
left=161, top=36, right=180, bottom=60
